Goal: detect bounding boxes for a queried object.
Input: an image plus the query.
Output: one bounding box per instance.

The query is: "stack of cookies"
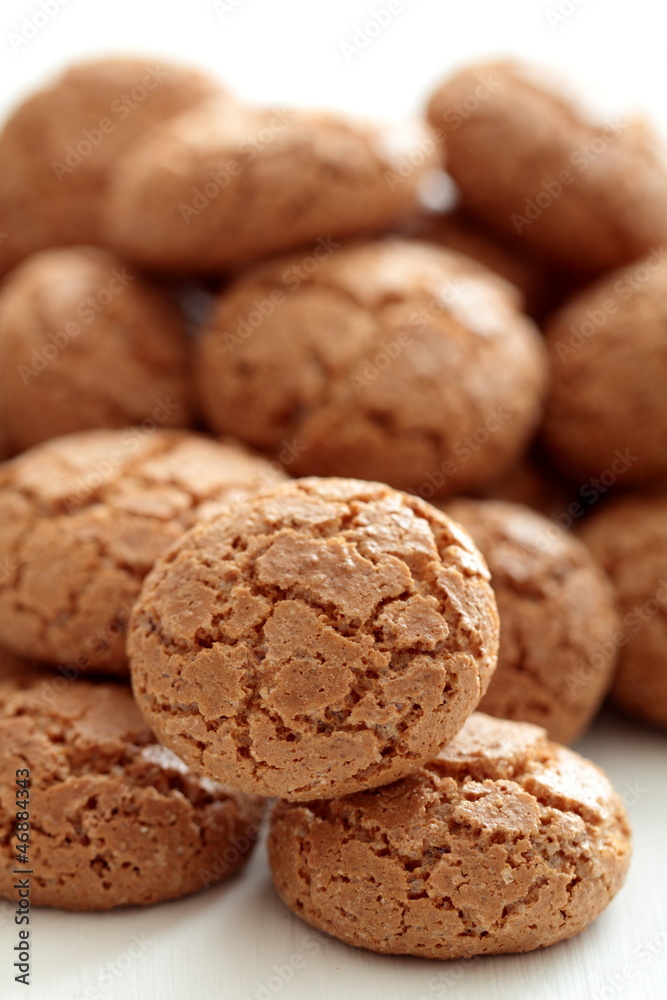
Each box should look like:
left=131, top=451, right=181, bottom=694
left=2, top=53, right=665, bottom=961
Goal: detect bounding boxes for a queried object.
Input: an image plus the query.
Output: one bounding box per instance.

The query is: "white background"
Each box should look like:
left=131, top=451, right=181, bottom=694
left=1, top=1, right=666, bottom=998
left=1, top=0, right=667, bottom=129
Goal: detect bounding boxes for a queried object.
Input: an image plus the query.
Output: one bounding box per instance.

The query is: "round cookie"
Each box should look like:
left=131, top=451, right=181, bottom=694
left=269, top=712, right=631, bottom=959
left=103, top=102, right=438, bottom=272
left=0, top=429, right=286, bottom=674
left=0, top=57, right=222, bottom=275
left=580, top=495, right=667, bottom=728
left=129, top=477, right=500, bottom=801
left=0, top=247, right=193, bottom=451
left=440, top=499, right=619, bottom=743
left=0, top=673, right=263, bottom=910
left=195, top=239, right=547, bottom=497
left=543, top=254, right=667, bottom=486
left=426, top=61, right=667, bottom=273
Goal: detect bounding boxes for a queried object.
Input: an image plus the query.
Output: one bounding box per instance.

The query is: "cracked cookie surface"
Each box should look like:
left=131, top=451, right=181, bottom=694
left=441, top=499, right=619, bottom=743
left=268, top=712, right=631, bottom=958
left=0, top=247, right=193, bottom=451
left=0, top=429, right=285, bottom=674
left=427, top=61, right=667, bottom=274
left=129, top=477, right=499, bottom=800
left=0, top=57, right=222, bottom=275
left=0, top=672, right=263, bottom=910
left=196, top=239, right=547, bottom=497
left=580, top=495, right=667, bottom=728
left=104, top=104, right=437, bottom=272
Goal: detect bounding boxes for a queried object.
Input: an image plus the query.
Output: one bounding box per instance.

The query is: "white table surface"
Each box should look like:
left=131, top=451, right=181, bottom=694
left=1, top=1, right=666, bottom=996
left=1, top=709, right=665, bottom=1000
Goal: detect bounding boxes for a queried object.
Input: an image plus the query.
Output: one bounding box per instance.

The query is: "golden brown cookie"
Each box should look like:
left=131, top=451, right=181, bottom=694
left=195, top=239, right=547, bottom=497
left=543, top=252, right=667, bottom=486
left=269, top=712, right=631, bottom=959
left=0, top=429, right=286, bottom=674
left=0, top=673, right=263, bottom=910
left=0, top=57, right=222, bottom=275
left=129, top=477, right=499, bottom=801
left=103, top=102, right=438, bottom=272
left=580, top=495, right=667, bottom=728
left=426, top=61, right=667, bottom=273
left=440, top=499, right=619, bottom=743
left=0, top=247, right=193, bottom=451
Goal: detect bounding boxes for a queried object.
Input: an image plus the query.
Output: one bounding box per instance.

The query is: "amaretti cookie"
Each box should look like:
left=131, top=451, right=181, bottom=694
left=0, top=429, right=285, bottom=674
left=440, top=499, right=619, bottom=743
left=0, top=673, right=263, bottom=910
left=426, top=61, right=667, bottom=273
left=269, top=712, right=632, bottom=959
left=103, top=102, right=438, bottom=272
left=580, top=496, right=667, bottom=728
left=195, top=239, right=547, bottom=497
left=129, top=477, right=500, bottom=801
left=0, top=57, right=222, bottom=274
left=543, top=253, right=667, bottom=486
left=0, top=247, right=192, bottom=451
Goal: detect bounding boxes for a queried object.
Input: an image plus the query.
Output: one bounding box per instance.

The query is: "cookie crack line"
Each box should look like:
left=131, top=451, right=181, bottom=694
left=1, top=430, right=214, bottom=522
left=129, top=479, right=497, bottom=799
left=137, top=568, right=450, bottom=758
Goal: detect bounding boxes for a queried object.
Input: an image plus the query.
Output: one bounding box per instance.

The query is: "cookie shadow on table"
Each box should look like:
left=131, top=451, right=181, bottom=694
left=209, top=853, right=629, bottom=1000
left=40, top=859, right=263, bottom=990
left=39, top=817, right=633, bottom=1000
